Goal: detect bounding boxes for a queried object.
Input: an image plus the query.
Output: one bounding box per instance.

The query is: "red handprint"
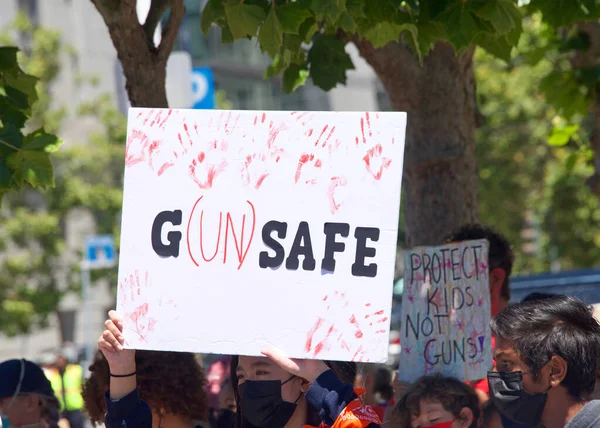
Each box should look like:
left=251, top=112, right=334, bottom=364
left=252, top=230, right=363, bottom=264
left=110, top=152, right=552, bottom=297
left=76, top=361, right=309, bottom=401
left=125, top=129, right=151, bottom=167
left=118, top=270, right=157, bottom=344
left=363, top=144, right=392, bottom=180
left=294, top=130, right=341, bottom=185
left=239, top=115, right=287, bottom=189
left=305, top=292, right=389, bottom=362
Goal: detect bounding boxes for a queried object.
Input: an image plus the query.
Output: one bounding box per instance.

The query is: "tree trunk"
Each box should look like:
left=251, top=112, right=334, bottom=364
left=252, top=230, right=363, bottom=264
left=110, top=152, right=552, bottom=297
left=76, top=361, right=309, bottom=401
left=572, top=23, right=600, bottom=199
left=91, top=0, right=184, bottom=108
left=354, top=40, right=478, bottom=247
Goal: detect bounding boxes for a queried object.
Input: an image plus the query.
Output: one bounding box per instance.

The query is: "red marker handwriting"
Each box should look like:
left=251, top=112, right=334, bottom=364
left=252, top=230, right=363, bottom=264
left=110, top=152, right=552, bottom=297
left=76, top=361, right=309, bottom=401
left=186, top=196, right=256, bottom=270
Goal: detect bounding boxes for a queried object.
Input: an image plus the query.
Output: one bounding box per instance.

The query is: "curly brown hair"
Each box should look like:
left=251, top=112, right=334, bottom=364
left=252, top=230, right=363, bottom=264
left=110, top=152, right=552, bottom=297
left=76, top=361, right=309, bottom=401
left=394, top=375, right=480, bottom=428
left=82, top=350, right=208, bottom=425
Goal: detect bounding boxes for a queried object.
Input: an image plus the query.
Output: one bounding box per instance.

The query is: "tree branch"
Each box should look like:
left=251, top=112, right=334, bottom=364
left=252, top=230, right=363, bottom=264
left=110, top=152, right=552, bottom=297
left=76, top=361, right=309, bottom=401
left=90, top=0, right=121, bottom=24
left=143, top=0, right=171, bottom=47
left=157, top=0, right=185, bottom=62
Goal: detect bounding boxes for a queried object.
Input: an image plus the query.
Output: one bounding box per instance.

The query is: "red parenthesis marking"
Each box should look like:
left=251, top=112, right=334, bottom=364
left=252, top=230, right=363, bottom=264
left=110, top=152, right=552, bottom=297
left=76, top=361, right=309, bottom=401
left=186, top=196, right=204, bottom=267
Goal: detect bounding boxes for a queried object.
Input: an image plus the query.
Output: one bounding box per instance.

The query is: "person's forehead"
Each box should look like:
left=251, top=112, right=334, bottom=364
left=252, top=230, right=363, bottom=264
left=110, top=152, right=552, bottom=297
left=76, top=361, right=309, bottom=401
left=420, top=400, right=445, bottom=412
left=237, top=356, right=273, bottom=371
left=493, top=337, right=522, bottom=360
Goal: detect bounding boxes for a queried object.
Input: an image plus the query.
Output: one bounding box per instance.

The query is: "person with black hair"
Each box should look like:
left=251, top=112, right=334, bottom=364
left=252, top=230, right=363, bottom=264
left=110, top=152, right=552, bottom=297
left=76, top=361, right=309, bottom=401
left=521, top=292, right=557, bottom=303
left=0, top=359, right=62, bottom=428
left=488, top=295, right=600, bottom=428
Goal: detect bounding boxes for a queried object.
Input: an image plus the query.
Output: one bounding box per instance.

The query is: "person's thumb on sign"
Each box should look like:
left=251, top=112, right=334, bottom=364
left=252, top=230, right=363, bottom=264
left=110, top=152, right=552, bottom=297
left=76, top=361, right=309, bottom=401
left=261, top=348, right=329, bottom=384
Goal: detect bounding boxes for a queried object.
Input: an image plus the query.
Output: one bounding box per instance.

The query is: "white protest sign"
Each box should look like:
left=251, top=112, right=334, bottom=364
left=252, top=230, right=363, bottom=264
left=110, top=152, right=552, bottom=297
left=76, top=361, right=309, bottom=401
left=117, top=109, right=406, bottom=362
left=399, top=240, right=492, bottom=381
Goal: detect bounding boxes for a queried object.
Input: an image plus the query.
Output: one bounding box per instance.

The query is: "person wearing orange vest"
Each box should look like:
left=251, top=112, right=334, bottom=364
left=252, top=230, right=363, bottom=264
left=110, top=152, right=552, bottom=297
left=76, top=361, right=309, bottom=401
left=44, top=353, right=84, bottom=428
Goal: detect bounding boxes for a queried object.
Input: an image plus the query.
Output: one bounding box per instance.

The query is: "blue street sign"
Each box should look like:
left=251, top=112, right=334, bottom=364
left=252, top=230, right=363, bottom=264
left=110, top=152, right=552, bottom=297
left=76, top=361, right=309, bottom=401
left=85, top=235, right=115, bottom=266
left=191, top=67, right=215, bottom=109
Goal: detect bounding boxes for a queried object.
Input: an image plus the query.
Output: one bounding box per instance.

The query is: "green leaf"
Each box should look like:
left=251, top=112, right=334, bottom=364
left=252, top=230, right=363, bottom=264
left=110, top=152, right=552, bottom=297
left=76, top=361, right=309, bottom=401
left=311, top=0, right=347, bottom=21
left=548, top=124, right=579, bottom=146
left=23, top=128, right=63, bottom=153
left=265, top=55, right=286, bottom=78
left=347, top=0, right=366, bottom=18
left=4, top=73, right=38, bottom=107
left=0, top=124, right=24, bottom=155
left=5, top=85, right=29, bottom=110
left=444, top=4, right=479, bottom=51
left=308, top=35, right=354, bottom=91
left=0, top=160, right=12, bottom=189
left=298, top=17, right=318, bottom=43
left=475, top=33, right=513, bottom=62
left=6, top=150, right=54, bottom=189
left=221, top=23, right=235, bottom=43
left=201, top=0, right=227, bottom=35
left=277, top=4, right=312, bottom=34
left=336, top=11, right=358, bottom=32
left=0, top=47, right=19, bottom=73
left=224, top=1, right=266, bottom=39
left=415, top=20, right=447, bottom=56
left=529, top=0, right=600, bottom=28
left=364, top=21, right=403, bottom=47
left=0, top=96, right=27, bottom=129
left=283, top=64, right=309, bottom=93
left=259, top=9, right=283, bottom=56
left=473, top=0, right=519, bottom=34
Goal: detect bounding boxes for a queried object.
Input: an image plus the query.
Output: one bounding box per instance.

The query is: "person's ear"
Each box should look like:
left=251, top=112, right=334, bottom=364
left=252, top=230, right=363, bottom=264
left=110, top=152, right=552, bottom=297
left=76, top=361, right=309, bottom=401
left=457, top=407, right=474, bottom=428
left=489, top=268, right=506, bottom=297
left=548, top=355, right=568, bottom=388
left=300, top=377, right=311, bottom=393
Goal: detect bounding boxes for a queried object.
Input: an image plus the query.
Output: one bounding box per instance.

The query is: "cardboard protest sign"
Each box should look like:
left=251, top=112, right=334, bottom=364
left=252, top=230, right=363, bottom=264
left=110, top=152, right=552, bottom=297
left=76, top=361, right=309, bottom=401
left=117, top=109, right=406, bottom=362
left=399, top=240, right=491, bottom=382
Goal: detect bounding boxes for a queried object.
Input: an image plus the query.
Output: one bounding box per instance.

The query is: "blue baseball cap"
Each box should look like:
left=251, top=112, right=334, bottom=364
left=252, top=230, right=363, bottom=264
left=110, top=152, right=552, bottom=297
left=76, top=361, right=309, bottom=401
left=0, top=359, right=54, bottom=399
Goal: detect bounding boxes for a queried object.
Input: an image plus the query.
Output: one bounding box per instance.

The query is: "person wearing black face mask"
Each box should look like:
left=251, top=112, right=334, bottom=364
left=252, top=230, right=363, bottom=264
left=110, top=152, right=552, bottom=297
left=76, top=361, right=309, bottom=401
left=488, top=295, right=600, bottom=428
left=232, top=349, right=382, bottom=428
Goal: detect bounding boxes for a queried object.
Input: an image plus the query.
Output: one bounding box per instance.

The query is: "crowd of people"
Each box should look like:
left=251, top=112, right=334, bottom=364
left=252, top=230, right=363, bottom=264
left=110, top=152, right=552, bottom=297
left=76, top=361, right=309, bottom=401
left=2, top=224, right=600, bottom=428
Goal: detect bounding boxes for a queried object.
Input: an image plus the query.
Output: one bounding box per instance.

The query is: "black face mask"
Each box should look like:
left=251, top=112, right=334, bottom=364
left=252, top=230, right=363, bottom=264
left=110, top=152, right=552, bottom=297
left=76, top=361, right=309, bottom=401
left=238, top=376, right=300, bottom=428
left=210, top=408, right=235, bottom=428
left=488, top=371, right=549, bottom=427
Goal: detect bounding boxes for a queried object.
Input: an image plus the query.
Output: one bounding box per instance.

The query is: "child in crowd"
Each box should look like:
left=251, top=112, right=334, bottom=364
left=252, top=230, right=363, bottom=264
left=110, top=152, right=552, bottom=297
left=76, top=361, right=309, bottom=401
left=394, top=374, right=480, bottom=428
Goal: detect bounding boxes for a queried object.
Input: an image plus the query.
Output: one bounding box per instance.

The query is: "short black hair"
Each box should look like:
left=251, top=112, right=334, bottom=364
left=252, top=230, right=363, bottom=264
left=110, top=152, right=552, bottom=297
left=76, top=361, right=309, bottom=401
left=444, top=223, right=513, bottom=300
left=522, top=292, right=557, bottom=303
left=394, top=374, right=480, bottom=428
left=491, top=295, right=600, bottom=398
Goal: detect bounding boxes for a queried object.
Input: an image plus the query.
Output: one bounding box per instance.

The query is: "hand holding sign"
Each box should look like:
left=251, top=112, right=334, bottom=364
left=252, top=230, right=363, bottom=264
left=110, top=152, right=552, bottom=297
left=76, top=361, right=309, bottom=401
left=262, top=348, right=330, bottom=383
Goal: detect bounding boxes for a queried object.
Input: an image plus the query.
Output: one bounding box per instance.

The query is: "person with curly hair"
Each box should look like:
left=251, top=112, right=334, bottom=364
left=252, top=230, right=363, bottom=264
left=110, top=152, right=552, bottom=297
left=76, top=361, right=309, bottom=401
left=83, top=339, right=209, bottom=427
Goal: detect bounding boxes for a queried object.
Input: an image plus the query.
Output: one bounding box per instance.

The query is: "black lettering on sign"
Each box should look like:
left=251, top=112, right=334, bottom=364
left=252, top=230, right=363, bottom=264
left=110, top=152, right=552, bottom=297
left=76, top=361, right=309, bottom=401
left=451, top=248, right=461, bottom=281
left=151, top=210, right=183, bottom=258
left=259, top=221, right=288, bottom=268
left=286, top=221, right=316, bottom=271
left=351, top=227, right=380, bottom=278
left=321, top=222, right=350, bottom=273
left=409, top=253, right=421, bottom=285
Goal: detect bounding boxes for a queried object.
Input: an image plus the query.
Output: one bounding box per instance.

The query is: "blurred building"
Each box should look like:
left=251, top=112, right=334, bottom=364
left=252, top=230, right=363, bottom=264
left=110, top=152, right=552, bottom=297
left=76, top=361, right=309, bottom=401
left=0, top=0, right=384, bottom=362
